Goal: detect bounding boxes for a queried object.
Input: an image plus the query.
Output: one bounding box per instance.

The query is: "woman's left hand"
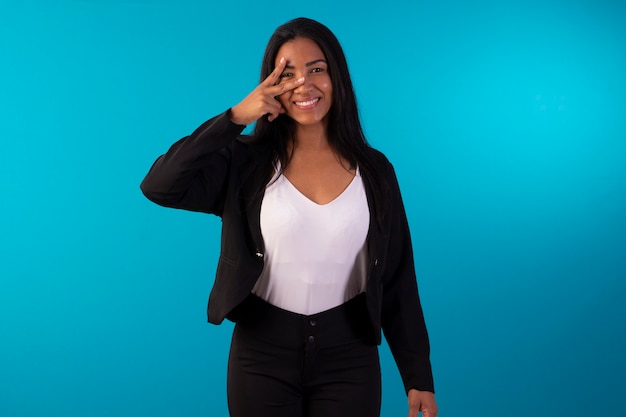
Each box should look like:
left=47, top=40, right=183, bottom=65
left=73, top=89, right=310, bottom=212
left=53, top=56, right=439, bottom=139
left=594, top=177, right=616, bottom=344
left=408, top=389, right=438, bottom=417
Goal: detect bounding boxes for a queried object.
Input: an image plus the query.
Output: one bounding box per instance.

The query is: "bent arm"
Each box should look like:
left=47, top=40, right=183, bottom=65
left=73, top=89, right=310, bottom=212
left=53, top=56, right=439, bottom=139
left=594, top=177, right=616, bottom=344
left=140, top=111, right=246, bottom=215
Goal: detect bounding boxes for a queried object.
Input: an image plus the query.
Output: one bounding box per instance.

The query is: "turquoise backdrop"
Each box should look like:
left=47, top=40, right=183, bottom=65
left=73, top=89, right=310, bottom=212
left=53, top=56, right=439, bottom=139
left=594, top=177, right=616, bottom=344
left=1, top=1, right=625, bottom=416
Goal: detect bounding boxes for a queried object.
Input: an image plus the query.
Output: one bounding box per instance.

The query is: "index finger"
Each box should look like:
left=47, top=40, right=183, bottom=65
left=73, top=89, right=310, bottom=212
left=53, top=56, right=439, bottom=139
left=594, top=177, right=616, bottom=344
left=263, top=57, right=287, bottom=86
left=268, top=76, right=305, bottom=96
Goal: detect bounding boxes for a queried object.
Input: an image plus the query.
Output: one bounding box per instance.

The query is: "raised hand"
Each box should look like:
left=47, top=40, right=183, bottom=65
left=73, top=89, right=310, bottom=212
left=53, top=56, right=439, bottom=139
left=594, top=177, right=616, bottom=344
left=229, top=57, right=305, bottom=125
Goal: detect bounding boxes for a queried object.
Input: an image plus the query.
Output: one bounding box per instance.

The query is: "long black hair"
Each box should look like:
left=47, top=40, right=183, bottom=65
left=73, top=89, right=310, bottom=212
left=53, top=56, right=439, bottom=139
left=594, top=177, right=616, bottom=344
left=253, top=18, right=389, bottom=227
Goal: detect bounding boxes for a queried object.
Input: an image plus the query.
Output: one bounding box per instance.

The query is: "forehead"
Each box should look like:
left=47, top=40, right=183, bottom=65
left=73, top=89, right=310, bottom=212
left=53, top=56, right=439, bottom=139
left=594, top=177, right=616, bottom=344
left=275, top=37, right=326, bottom=65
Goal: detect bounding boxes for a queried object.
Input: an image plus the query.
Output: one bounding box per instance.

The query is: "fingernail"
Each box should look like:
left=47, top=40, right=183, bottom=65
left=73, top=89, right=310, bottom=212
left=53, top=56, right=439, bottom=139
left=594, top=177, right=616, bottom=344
left=297, top=77, right=304, bottom=83
left=279, top=57, right=285, bottom=64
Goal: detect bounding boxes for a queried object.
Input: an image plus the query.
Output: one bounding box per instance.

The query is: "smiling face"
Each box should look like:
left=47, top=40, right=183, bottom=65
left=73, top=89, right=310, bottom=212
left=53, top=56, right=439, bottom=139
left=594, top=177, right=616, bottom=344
left=275, top=37, right=333, bottom=129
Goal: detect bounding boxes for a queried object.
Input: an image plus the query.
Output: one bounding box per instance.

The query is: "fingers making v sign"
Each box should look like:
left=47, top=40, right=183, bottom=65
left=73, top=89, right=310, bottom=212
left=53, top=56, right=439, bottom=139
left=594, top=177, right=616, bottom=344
left=229, top=57, right=305, bottom=125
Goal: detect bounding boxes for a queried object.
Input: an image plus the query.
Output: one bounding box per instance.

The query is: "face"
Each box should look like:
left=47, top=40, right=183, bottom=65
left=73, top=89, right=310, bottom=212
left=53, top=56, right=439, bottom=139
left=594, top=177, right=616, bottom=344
left=274, top=37, right=333, bottom=128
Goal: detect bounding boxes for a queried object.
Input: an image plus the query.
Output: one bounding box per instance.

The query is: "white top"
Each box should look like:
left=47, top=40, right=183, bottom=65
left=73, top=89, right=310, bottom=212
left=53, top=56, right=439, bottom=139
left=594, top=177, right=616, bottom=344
left=252, top=164, right=370, bottom=315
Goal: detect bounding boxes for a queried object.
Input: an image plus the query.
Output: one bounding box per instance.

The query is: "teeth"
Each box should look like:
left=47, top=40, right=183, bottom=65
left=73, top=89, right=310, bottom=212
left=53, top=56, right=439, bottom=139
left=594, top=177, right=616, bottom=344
left=295, top=98, right=319, bottom=106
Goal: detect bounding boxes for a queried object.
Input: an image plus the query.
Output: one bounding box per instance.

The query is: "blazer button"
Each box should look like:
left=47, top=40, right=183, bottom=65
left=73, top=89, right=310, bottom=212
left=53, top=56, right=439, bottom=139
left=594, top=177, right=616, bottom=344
left=255, top=251, right=264, bottom=259
left=373, top=258, right=379, bottom=266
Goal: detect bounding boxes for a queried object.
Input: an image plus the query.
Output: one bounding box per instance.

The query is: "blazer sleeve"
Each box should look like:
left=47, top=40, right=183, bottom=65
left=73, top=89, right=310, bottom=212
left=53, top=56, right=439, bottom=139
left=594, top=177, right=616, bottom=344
left=380, top=163, right=435, bottom=394
left=140, top=110, right=246, bottom=215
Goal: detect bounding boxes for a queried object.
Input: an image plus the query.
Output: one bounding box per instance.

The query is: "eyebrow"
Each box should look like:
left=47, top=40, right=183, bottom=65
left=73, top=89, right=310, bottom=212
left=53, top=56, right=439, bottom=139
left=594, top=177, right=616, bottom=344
left=284, top=59, right=327, bottom=69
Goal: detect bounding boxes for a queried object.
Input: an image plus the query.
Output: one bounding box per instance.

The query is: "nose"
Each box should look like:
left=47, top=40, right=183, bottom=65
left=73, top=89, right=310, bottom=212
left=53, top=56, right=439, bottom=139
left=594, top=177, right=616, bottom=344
left=293, top=74, right=312, bottom=94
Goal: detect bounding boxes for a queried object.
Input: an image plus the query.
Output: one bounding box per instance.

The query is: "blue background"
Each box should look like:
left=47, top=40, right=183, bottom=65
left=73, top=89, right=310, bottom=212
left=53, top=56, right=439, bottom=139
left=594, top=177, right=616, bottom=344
left=1, top=0, right=625, bottom=416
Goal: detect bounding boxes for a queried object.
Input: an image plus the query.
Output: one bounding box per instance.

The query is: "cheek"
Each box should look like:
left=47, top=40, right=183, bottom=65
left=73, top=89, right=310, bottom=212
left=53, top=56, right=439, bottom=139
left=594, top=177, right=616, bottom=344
left=321, top=77, right=333, bottom=97
left=277, top=94, right=289, bottom=108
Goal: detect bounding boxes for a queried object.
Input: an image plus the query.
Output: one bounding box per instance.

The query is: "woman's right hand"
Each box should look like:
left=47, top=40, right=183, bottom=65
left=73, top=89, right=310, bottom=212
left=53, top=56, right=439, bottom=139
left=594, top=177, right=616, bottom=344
left=229, top=57, right=305, bottom=125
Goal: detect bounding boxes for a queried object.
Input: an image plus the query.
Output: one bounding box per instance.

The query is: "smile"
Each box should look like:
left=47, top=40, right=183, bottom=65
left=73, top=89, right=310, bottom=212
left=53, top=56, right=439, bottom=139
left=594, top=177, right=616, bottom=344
left=293, top=98, right=320, bottom=108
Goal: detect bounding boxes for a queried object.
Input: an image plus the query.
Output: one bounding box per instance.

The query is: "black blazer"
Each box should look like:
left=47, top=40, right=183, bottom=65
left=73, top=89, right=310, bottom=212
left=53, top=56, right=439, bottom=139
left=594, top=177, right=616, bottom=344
left=140, top=111, right=434, bottom=393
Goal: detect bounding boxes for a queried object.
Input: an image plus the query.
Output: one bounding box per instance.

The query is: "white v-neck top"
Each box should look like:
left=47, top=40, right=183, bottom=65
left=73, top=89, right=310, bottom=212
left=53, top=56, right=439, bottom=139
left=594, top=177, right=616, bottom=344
left=251, top=165, right=370, bottom=315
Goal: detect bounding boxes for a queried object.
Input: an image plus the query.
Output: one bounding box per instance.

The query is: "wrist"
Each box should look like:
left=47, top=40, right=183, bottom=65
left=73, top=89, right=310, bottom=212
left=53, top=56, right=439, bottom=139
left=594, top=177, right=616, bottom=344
left=228, top=107, right=248, bottom=126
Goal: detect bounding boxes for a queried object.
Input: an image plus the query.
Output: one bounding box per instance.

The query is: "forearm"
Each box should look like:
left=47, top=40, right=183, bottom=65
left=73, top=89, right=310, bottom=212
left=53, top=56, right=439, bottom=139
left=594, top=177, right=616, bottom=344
left=140, top=110, right=245, bottom=213
left=382, top=281, right=435, bottom=393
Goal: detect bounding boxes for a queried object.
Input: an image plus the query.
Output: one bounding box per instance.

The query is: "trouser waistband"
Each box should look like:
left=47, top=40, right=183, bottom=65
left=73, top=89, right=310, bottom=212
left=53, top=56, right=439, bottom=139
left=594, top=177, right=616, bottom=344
left=234, top=293, right=374, bottom=348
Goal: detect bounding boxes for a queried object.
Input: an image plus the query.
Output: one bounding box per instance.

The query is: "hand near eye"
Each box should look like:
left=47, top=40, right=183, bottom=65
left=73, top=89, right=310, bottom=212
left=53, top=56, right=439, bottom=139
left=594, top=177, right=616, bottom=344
left=229, top=57, right=304, bottom=125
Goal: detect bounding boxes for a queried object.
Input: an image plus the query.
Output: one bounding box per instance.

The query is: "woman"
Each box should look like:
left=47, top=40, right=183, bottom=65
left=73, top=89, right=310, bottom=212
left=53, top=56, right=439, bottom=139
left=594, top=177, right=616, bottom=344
left=141, top=17, right=437, bottom=417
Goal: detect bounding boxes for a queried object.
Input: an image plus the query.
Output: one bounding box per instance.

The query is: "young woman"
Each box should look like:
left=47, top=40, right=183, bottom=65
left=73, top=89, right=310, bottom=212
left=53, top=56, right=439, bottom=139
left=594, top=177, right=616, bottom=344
left=141, top=17, right=437, bottom=417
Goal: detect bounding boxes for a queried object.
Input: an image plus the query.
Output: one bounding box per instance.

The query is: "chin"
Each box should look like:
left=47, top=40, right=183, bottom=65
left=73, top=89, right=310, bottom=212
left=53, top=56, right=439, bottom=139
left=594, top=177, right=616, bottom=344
left=288, top=112, right=329, bottom=126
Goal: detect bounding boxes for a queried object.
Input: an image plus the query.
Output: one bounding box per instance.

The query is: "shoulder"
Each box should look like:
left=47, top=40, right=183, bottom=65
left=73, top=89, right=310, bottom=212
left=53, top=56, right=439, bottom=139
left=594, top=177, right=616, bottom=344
left=234, top=128, right=273, bottom=151
left=365, top=145, right=390, bottom=165
left=231, top=134, right=273, bottom=166
left=363, top=146, right=397, bottom=180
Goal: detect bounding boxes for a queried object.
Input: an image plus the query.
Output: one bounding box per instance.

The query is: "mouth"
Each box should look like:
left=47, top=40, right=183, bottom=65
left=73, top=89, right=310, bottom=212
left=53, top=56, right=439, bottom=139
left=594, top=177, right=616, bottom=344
left=293, top=97, right=320, bottom=109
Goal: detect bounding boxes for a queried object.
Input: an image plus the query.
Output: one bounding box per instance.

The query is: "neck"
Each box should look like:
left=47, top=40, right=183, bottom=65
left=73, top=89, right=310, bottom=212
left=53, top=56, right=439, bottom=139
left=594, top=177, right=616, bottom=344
left=292, top=123, right=330, bottom=152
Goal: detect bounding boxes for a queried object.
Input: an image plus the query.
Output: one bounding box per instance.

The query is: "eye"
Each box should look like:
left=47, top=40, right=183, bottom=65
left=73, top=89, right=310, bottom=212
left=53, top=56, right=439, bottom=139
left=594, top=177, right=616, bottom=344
left=280, top=72, right=294, bottom=78
left=310, top=67, right=324, bottom=74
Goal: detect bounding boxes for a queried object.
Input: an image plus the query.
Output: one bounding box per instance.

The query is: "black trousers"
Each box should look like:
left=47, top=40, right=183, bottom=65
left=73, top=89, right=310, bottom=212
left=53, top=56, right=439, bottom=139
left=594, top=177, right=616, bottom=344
left=227, top=294, right=381, bottom=417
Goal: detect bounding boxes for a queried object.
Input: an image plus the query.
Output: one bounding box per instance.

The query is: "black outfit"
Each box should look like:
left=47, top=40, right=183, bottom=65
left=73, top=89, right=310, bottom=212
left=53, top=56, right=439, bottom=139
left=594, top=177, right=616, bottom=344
left=228, top=294, right=381, bottom=417
left=140, top=111, right=434, bottom=415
